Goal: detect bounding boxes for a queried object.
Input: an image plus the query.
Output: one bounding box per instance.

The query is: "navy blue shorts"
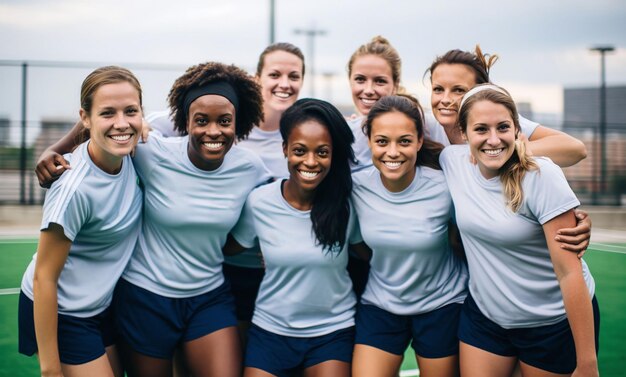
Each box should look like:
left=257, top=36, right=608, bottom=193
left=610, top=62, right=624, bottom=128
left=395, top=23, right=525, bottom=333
left=113, top=279, right=238, bottom=359
left=245, top=324, right=355, bottom=377
left=355, top=301, right=461, bottom=358
left=18, top=291, right=117, bottom=365
left=222, top=263, right=264, bottom=321
left=458, top=293, right=600, bottom=374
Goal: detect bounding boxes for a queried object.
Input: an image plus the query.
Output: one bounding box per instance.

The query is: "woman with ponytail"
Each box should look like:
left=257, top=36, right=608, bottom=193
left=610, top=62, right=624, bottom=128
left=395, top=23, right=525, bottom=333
left=439, top=84, right=599, bottom=377
left=346, top=35, right=403, bottom=173
left=425, top=45, right=591, bottom=254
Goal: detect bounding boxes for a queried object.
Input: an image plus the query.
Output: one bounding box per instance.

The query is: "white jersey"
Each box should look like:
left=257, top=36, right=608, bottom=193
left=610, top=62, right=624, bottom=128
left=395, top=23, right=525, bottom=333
left=146, top=110, right=286, bottom=269
left=440, top=145, right=594, bottom=329
left=145, top=110, right=180, bottom=137
left=424, top=110, right=540, bottom=147
left=225, top=126, right=288, bottom=268
left=122, top=133, right=270, bottom=298
left=21, top=141, right=142, bottom=318
left=231, top=180, right=357, bottom=337
left=347, top=116, right=372, bottom=172
left=236, top=126, right=288, bottom=179
left=351, top=166, right=468, bottom=315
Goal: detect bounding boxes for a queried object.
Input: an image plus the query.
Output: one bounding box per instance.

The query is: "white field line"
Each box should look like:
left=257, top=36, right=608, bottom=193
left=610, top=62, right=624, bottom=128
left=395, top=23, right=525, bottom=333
left=589, top=242, right=626, bottom=254
left=0, top=288, right=21, bottom=295
left=399, top=369, right=419, bottom=377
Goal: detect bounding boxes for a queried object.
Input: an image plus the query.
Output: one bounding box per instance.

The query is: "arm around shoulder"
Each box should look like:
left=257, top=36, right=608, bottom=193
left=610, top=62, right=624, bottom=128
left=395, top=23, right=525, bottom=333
left=36, top=120, right=86, bottom=188
left=528, top=126, right=587, bottom=167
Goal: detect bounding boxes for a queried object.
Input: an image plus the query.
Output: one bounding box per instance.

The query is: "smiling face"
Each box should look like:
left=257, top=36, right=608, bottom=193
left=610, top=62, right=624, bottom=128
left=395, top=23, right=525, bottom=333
left=464, top=99, right=517, bottom=179
left=258, top=50, right=304, bottom=115
left=431, top=63, right=477, bottom=129
left=350, top=55, right=397, bottom=116
left=80, top=81, right=142, bottom=174
left=283, top=120, right=333, bottom=193
left=186, top=94, right=236, bottom=171
left=368, top=111, right=423, bottom=192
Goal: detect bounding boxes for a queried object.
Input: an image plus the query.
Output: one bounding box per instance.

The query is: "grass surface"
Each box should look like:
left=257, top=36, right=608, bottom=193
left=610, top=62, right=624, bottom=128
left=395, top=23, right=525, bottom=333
left=0, top=240, right=624, bottom=376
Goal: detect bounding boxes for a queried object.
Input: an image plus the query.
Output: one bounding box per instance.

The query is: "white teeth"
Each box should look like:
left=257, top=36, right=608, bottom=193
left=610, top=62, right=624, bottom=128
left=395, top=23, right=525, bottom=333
left=383, top=161, right=402, bottom=169
left=361, top=98, right=377, bottom=105
left=484, top=148, right=504, bottom=156
left=438, top=108, right=456, bottom=114
left=274, top=92, right=290, bottom=98
left=110, top=134, right=131, bottom=141
left=203, top=142, right=223, bottom=149
left=299, top=170, right=319, bottom=179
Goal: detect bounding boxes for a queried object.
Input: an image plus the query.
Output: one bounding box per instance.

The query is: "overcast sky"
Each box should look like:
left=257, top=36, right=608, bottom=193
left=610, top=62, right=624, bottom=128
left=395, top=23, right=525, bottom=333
left=1, top=0, right=625, bottom=141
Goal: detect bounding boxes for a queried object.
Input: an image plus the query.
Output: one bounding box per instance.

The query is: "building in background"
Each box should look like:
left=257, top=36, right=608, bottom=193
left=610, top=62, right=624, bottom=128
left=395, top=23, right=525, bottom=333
left=563, top=86, right=626, bottom=134
left=562, top=85, right=626, bottom=205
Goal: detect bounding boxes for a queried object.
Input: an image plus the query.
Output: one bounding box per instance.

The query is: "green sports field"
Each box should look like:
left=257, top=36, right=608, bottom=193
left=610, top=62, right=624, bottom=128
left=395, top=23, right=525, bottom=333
left=1, top=239, right=624, bottom=376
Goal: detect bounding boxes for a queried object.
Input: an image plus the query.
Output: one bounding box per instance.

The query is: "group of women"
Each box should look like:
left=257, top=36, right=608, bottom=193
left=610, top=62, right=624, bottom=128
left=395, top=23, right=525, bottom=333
left=21, top=36, right=597, bottom=377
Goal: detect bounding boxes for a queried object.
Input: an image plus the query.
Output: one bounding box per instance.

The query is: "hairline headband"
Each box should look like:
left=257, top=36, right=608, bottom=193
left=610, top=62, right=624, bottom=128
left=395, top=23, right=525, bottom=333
left=183, top=81, right=239, bottom=118
left=459, top=84, right=508, bottom=109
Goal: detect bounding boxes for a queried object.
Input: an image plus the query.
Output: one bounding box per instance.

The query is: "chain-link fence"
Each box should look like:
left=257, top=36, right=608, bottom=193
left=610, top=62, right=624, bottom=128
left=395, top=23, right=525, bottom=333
left=1, top=61, right=625, bottom=205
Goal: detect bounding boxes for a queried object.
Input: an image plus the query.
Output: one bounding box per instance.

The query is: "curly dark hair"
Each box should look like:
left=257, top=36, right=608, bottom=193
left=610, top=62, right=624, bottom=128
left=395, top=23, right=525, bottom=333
left=167, top=62, right=264, bottom=140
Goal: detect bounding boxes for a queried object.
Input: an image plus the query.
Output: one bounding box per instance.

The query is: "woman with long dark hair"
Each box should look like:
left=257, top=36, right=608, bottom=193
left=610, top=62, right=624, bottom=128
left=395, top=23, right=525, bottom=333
left=224, top=98, right=358, bottom=377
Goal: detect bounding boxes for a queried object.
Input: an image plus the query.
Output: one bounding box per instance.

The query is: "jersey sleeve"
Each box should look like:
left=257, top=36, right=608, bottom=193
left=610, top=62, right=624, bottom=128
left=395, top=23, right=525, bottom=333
left=132, top=132, right=168, bottom=182
left=230, top=196, right=258, bottom=248
left=519, top=115, right=540, bottom=139
left=523, top=159, right=580, bottom=224
left=41, top=156, right=89, bottom=241
left=145, top=110, right=178, bottom=137
left=423, top=111, right=450, bottom=146
left=252, top=153, right=273, bottom=186
left=348, top=203, right=363, bottom=245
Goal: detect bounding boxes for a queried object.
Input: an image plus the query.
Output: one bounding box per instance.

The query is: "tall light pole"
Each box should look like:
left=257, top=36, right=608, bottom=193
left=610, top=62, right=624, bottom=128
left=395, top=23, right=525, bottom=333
left=590, top=45, right=614, bottom=204
left=269, top=0, right=275, bottom=44
left=294, top=25, right=326, bottom=98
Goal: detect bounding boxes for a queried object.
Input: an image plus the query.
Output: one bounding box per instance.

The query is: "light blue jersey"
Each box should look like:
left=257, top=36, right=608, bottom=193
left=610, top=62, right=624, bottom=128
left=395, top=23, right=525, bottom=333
left=352, top=166, right=468, bottom=315
left=122, top=133, right=270, bottom=298
left=145, top=110, right=178, bottom=137
left=231, top=180, right=357, bottom=337
left=21, top=141, right=142, bottom=318
left=440, top=145, right=594, bottom=329
left=146, top=110, right=285, bottom=269
left=347, top=116, right=372, bottom=172
left=225, top=126, right=288, bottom=268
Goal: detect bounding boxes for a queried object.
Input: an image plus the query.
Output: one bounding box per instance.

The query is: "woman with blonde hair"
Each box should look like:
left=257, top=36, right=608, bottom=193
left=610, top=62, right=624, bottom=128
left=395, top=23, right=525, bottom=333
left=439, top=84, right=599, bottom=377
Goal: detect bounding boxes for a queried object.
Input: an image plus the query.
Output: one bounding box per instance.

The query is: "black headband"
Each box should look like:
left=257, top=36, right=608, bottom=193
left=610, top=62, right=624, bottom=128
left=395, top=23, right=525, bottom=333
left=183, top=81, right=239, bottom=117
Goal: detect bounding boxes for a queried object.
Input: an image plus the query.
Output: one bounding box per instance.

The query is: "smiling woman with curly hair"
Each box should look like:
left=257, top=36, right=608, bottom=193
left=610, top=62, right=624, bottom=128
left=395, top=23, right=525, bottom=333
left=168, top=62, right=263, bottom=140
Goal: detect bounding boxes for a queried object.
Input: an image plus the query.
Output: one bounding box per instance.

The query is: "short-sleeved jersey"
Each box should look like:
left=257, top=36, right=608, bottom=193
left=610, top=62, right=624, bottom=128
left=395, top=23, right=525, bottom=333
left=21, top=141, right=142, bottom=318
left=424, top=111, right=540, bottom=147
left=440, top=145, right=594, bottom=329
left=237, top=126, right=288, bottom=179
left=145, top=110, right=179, bottom=137
left=347, top=116, right=372, bottom=172
left=122, top=133, right=270, bottom=298
left=351, top=166, right=468, bottom=315
left=224, top=126, right=288, bottom=268
left=231, top=180, right=357, bottom=337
